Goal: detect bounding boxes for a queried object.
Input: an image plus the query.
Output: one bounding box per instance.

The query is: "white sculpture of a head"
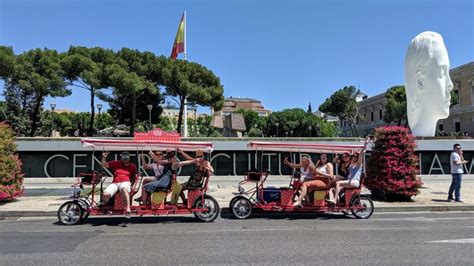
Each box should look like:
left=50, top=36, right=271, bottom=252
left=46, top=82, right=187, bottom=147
left=404, top=31, right=454, bottom=137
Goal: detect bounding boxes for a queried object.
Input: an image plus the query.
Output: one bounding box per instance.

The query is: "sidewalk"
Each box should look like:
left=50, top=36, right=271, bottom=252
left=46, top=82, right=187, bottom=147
left=1, top=175, right=474, bottom=218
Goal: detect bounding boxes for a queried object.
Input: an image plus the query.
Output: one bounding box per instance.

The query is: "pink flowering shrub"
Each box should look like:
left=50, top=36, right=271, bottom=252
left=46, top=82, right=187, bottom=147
left=0, top=123, right=24, bottom=202
left=365, top=126, right=422, bottom=201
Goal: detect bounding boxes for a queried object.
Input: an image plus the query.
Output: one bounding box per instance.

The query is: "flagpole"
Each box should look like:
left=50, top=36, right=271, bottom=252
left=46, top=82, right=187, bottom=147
left=183, top=10, right=188, bottom=137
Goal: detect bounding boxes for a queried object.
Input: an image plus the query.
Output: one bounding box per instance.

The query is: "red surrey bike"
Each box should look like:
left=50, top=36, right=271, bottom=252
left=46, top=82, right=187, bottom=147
left=57, top=138, right=220, bottom=225
left=229, top=139, right=374, bottom=219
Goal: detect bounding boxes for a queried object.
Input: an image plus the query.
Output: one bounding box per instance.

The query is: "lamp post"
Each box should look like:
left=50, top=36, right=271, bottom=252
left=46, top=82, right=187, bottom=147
left=147, top=104, right=153, bottom=131
left=50, top=103, right=56, bottom=137
left=308, top=125, right=312, bottom=137
left=275, top=122, right=279, bottom=137
left=290, top=130, right=294, bottom=137
left=97, top=104, right=102, bottom=136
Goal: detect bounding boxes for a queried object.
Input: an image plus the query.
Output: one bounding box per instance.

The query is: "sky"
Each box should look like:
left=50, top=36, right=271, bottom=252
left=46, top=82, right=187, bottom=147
left=0, top=0, right=473, bottom=113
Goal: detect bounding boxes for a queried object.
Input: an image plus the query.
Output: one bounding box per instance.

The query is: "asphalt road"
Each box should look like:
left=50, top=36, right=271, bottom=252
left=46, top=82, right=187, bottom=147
left=1, top=212, right=474, bottom=265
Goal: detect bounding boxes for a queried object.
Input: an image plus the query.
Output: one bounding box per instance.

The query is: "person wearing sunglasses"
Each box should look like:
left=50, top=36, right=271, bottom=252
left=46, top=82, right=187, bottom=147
left=327, top=151, right=364, bottom=205
left=136, top=150, right=167, bottom=205
left=448, top=144, right=468, bottom=202
left=173, top=149, right=214, bottom=205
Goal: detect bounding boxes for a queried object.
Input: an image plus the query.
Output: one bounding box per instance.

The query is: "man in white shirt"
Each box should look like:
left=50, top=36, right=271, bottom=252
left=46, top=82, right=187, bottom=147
left=448, top=144, right=468, bottom=202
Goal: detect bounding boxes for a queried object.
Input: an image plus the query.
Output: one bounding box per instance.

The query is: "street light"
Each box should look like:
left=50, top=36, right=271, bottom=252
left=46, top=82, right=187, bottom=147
left=50, top=103, right=56, bottom=137
left=147, top=104, right=153, bottom=131
left=308, top=125, right=312, bottom=137
left=275, top=122, right=279, bottom=137
left=97, top=104, right=103, bottom=136
left=290, top=130, right=294, bottom=137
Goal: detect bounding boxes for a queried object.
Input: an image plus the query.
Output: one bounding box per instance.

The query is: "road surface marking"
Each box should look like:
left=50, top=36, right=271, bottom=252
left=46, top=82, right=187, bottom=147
left=428, top=238, right=474, bottom=244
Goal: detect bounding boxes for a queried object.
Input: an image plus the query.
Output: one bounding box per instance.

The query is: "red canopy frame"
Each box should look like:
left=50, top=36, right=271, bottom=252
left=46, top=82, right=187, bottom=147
left=81, top=138, right=214, bottom=152
left=247, top=141, right=364, bottom=154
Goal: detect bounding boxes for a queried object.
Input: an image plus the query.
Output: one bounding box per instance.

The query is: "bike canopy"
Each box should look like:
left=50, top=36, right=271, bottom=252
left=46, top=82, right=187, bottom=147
left=81, top=138, right=214, bottom=152
left=247, top=141, right=364, bottom=154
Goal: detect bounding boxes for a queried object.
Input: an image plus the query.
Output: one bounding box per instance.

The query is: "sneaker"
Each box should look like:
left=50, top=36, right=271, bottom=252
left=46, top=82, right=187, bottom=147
left=455, top=200, right=464, bottom=203
left=447, top=198, right=454, bottom=202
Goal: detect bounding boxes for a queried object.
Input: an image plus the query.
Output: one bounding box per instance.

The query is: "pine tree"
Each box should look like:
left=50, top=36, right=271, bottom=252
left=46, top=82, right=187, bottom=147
left=307, top=102, right=312, bottom=113
left=0, top=123, right=24, bottom=202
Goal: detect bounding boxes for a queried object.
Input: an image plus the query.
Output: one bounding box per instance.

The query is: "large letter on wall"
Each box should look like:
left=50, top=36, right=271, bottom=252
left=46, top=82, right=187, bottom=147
left=44, top=154, right=69, bottom=178
left=73, top=154, right=87, bottom=177
left=428, top=153, right=445, bottom=175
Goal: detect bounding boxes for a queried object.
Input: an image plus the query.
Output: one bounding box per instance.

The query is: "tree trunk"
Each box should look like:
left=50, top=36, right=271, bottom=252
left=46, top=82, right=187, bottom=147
left=88, top=88, right=95, bottom=136
left=351, top=118, right=360, bottom=137
left=176, top=96, right=185, bottom=134
left=130, top=90, right=137, bottom=136
left=397, top=118, right=402, bottom=127
left=29, top=95, right=42, bottom=137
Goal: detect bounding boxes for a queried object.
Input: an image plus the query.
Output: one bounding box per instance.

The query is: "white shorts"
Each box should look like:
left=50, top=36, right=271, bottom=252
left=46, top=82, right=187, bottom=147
left=104, top=181, right=131, bottom=197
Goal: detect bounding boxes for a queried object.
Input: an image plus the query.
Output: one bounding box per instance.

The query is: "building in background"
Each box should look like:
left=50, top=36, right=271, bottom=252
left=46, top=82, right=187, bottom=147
left=217, top=97, right=271, bottom=117
left=210, top=112, right=246, bottom=137
left=436, top=62, right=474, bottom=135
left=340, top=61, right=474, bottom=137
left=161, top=104, right=199, bottom=120
left=313, top=110, right=339, bottom=123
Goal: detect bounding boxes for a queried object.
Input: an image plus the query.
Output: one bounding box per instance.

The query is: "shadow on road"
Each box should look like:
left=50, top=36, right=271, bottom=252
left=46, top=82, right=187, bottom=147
left=53, top=216, right=201, bottom=227
left=219, top=207, right=353, bottom=220
left=431, top=199, right=451, bottom=203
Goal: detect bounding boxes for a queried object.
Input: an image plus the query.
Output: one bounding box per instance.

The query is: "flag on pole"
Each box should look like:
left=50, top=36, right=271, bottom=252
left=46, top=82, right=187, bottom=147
left=170, top=12, right=185, bottom=59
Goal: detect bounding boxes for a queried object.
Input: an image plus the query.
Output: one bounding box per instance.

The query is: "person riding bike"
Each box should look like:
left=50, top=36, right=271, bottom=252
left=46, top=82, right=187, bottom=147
left=100, top=151, right=137, bottom=217
left=172, top=149, right=214, bottom=205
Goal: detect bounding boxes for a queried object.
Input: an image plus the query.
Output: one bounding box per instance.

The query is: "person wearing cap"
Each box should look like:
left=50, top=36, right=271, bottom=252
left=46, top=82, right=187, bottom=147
left=100, top=151, right=137, bottom=216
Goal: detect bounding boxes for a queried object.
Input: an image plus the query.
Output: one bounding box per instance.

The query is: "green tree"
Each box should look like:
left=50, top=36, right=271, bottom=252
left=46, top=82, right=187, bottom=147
left=307, top=102, right=312, bottom=113
left=236, top=109, right=266, bottom=135
left=0, top=46, right=15, bottom=77
left=264, top=108, right=337, bottom=137
left=0, top=101, right=5, bottom=121
left=61, top=46, right=115, bottom=135
left=161, top=59, right=224, bottom=133
left=318, top=86, right=360, bottom=137
left=384, top=85, right=407, bottom=126
left=1, top=48, right=71, bottom=136
left=105, top=48, right=157, bottom=135
left=103, top=89, right=162, bottom=132
left=157, top=116, right=175, bottom=132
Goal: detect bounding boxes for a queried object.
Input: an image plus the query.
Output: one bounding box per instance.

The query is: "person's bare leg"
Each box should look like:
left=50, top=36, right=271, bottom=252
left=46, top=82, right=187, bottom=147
left=139, top=178, right=153, bottom=203
left=334, top=183, right=342, bottom=203
left=328, top=188, right=335, bottom=202
left=293, top=185, right=308, bottom=206
left=179, top=189, right=187, bottom=205
left=142, top=191, right=150, bottom=205
left=101, top=193, right=111, bottom=205
left=121, top=188, right=131, bottom=213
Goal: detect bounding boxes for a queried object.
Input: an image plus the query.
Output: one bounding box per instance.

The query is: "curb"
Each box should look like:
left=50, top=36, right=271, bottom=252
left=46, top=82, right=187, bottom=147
left=2, top=204, right=474, bottom=218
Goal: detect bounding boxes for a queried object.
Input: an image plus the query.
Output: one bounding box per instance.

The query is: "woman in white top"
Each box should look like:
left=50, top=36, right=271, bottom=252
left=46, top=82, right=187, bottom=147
left=292, top=154, right=334, bottom=207
left=137, top=150, right=167, bottom=205
left=283, top=156, right=315, bottom=182
left=327, top=149, right=365, bottom=204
